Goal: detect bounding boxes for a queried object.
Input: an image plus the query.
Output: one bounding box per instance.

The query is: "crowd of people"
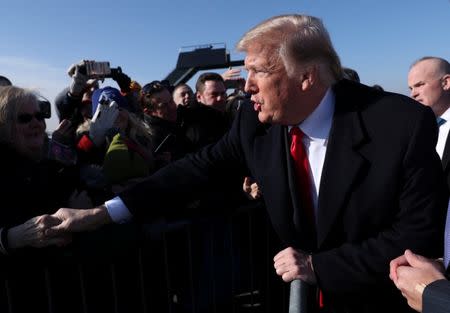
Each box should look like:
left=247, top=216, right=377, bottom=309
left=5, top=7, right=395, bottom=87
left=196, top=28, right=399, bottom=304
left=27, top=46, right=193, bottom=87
left=1, top=12, right=450, bottom=313
left=0, top=64, right=258, bottom=312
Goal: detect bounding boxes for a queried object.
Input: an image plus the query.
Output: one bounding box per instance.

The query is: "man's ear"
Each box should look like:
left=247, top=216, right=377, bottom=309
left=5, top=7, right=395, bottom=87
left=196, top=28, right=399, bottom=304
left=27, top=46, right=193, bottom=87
left=442, top=74, right=450, bottom=91
left=196, top=91, right=202, bottom=102
left=300, top=66, right=318, bottom=91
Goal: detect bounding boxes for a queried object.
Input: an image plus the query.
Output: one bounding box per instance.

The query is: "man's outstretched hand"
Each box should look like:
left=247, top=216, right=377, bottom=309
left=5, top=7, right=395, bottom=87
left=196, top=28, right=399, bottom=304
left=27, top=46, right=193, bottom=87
left=46, top=206, right=112, bottom=237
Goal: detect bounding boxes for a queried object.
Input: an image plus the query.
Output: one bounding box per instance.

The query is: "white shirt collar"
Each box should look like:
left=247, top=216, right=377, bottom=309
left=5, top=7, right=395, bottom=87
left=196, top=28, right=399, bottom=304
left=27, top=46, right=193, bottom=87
left=292, top=88, right=335, bottom=141
left=440, top=106, right=450, bottom=123
left=435, top=106, right=450, bottom=159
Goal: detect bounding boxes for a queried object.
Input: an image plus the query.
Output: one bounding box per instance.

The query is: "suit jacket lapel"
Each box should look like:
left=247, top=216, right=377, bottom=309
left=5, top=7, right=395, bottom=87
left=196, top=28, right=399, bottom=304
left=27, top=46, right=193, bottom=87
left=317, top=82, right=370, bottom=247
left=253, top=124, right=299, bottom=246
left=441, top=129, right=450, bottom=171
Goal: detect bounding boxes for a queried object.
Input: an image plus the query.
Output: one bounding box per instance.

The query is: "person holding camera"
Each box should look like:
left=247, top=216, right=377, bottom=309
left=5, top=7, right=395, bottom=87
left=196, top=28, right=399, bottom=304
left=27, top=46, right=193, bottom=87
left=54, top=60, right=137, bottom=142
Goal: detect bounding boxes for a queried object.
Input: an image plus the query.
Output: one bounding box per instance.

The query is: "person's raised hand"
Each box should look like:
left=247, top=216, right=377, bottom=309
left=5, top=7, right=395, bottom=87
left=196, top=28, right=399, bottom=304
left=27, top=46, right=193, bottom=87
left=89, top=100, right=119, bottom=146
left=111, top=69, right=131, bottom=93
left=51, top=119, right=74, bottom=144
left=222, top=67, right=242, bottom=81
left=67, top=60, right=89, bottom=97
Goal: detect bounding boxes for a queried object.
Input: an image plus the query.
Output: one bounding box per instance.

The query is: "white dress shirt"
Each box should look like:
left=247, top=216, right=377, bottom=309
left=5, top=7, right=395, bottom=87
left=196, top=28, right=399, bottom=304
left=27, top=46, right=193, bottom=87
left=436, top=107, right=450, bottom=159
left=105, top=88, right=336, bottom=224
left=289, top=88, right=335, bottom=222
left=105, top=197, right=132, bottom=223
left=436, top=108, right=450, bottom=268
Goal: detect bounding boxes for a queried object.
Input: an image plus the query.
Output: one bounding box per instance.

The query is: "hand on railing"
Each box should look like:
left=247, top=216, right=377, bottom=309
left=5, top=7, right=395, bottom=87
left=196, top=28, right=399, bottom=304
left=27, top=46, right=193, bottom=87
left=274, top=247, right=316, bottom=284
left=274, top=247, right=317, bottom=313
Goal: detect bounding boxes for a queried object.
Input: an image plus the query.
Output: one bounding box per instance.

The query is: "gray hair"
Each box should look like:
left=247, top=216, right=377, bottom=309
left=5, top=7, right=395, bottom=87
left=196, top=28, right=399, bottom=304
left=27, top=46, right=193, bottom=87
left=0, top=86, right=39, bottom=144
left=236, top=14, right=343, bottom=85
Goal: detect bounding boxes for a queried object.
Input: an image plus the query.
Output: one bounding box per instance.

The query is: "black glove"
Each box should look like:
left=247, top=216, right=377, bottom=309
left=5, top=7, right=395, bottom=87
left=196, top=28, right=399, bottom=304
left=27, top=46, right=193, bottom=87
left=111, top=68, right=131, bottom=93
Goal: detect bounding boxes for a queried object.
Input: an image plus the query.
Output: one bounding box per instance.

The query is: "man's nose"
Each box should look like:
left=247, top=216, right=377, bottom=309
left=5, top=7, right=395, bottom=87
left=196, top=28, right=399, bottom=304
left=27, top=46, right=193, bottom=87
left=245, top=73, right=258, bottom=94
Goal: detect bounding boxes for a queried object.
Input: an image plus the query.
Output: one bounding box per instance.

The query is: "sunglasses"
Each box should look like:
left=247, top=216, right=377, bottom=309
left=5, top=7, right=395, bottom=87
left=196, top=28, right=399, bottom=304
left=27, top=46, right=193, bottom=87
left=17, top=112, right=46, bottom=124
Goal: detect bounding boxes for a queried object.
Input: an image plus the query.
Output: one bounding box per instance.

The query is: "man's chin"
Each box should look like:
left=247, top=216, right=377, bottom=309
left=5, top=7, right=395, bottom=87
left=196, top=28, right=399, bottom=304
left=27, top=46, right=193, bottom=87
left=257, top=112, right=272, bottom=124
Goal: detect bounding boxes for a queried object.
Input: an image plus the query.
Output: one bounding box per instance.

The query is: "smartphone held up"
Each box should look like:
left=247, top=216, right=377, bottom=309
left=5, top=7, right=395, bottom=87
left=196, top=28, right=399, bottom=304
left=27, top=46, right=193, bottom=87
left=80, top=61, right=122, bottom=79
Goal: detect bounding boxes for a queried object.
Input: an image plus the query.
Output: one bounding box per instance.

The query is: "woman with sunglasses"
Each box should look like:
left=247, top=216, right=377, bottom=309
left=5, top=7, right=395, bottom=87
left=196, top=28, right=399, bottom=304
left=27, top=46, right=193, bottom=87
left=0, top=86, right=79, bottom=256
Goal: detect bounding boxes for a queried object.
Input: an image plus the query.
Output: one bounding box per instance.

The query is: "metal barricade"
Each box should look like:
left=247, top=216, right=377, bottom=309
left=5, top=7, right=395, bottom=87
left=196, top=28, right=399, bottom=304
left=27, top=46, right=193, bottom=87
left=0, top=201, right=290, bottom=313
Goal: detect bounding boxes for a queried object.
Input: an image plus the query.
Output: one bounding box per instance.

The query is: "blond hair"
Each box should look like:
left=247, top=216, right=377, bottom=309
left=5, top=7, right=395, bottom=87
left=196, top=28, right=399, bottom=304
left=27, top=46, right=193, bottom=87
left=0, top=86, right=39, bottom=144
left=236, top=14, right=343, bottom=85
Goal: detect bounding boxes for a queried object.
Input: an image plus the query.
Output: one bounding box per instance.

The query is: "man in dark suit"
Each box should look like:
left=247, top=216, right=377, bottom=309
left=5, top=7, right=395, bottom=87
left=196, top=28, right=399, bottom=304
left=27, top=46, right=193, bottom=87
left=389, top=57, right=450, bottom=313
left=45, top=15, right=447, bottom=312
left=408, top=57, right=450, bottom=184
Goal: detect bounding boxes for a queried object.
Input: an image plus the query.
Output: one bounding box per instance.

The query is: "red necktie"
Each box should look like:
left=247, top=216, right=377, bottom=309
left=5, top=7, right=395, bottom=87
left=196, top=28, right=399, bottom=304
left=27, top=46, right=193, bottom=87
left=290, top=126, right=315, bottom=227
left=290, top=127, right=324, bottom=309
left=290, top=127, right=324, bottom=308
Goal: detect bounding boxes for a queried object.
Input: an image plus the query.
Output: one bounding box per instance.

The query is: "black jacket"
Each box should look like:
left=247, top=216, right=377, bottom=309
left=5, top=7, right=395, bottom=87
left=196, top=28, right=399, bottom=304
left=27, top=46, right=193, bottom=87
left=0, top=144, right=78, bottom=230
left=178, top=103, right=231, bottom=152
left=119, top=80, right=448, bottom=313
left=144, top=114, right=192, bottom=164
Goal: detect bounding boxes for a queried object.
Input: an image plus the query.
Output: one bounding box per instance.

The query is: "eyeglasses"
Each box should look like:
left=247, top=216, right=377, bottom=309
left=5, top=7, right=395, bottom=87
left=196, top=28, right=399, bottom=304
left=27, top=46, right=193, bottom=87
left=17, top=112, right=46, bottom=124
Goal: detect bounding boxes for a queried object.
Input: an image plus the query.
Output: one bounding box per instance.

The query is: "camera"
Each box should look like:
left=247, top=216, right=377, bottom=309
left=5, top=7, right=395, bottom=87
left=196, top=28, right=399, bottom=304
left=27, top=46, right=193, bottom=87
left=80, top=61, right=122, bottom=79
left=86, top=61, right=111, bottom=78
left=38, top=97, right=51, bottom=119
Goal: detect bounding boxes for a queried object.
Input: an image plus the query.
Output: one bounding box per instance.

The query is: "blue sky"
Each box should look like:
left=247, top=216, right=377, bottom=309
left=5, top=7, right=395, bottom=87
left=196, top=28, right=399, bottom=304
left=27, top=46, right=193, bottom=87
left=1, top=0, right=449, bottom=130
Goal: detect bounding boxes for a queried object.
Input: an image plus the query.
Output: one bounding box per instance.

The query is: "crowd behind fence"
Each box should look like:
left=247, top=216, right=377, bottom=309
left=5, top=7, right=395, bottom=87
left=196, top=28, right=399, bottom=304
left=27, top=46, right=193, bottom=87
left=0, top=201, right=292, bottom=313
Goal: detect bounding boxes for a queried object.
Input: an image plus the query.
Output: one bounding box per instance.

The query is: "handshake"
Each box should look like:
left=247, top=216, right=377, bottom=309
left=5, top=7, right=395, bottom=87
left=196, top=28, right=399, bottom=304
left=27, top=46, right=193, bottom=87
left=6, top=204, right=112, bottom=253
left=2, top=187, right=112, bottom=254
